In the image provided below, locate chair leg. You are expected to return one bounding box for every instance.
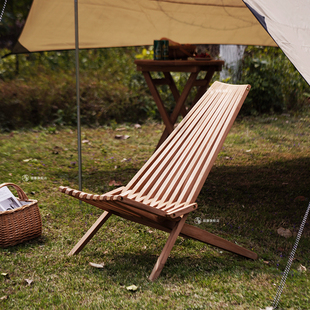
[110,212,257,260]
[149,214,188,281]
[180,223,258,260]
[68,211,112,256]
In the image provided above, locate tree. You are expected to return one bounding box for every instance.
[0,0,32,51]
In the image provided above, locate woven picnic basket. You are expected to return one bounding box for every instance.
[0,183,42,248]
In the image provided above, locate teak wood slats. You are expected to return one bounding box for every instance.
[59,82,257,281]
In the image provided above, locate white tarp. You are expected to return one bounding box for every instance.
[243,0,310,85]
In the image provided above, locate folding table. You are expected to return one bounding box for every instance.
[134,59,224,148]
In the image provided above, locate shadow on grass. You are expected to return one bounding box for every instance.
[200,156,310,221]
[82,244,263,284]
[52,156,310,274]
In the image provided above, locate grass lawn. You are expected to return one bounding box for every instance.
[1,113,310,309]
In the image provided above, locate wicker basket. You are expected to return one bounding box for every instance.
[0,183,42,248]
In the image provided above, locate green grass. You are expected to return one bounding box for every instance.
[1,114,310,309]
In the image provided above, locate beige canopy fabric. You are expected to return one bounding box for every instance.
[14,0,276,54]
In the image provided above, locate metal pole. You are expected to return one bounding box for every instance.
[74,0,82,192]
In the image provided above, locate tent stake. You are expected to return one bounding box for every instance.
[74,0,82,195]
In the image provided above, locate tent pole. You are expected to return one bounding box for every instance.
[74,0,82,192]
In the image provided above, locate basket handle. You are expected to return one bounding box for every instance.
[0,183,29,201]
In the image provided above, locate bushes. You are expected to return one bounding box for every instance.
[0,46,203,131]
[239,46,310,115]
[0,48,156,131]
[0,72,153,130]
[1,46,310,131]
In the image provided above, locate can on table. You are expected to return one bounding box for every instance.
[154,40,162,60]
[161,40,169,60]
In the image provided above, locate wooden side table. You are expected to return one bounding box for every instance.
[135,59,224,148]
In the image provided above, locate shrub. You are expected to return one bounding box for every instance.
[0,48,157,130]
[1,45,309,131]
[239,46,310,115]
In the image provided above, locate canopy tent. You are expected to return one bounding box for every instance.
[13,0,276,54]
[13,0,310,84]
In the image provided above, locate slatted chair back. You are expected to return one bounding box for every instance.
[61,82,256,281]
[122,82,250,206]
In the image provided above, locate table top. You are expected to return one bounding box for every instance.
[135,59,224,73]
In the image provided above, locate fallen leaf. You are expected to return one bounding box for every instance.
[115,127,127,131]
[89,262,105,269]
[277,227,292,238]
[82,139,89,144]
[1,273,9,279]
[108,180,122,187]
[134,124,141,129]
[114,135,130,140]
[263,261,270,265]
[0,295,8,300]
[25,279,33,286]
[23,158,33,162]
[126,285,138,291]
[246,149,251,152]
[297,264,307,272]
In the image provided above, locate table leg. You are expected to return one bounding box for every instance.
[191,68,216,108]
[163,72,187,117]
[141,68,217,149]
[142,71,174,133]
[156,71,199,148]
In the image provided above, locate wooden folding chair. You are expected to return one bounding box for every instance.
[59,81,257,281]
